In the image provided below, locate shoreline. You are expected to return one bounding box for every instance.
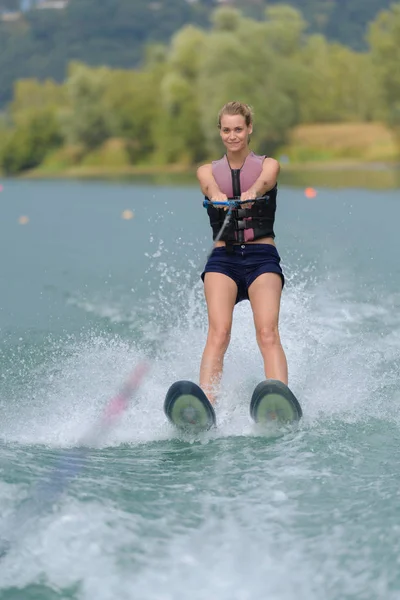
[18,163,197,180]
[14,158,399,181]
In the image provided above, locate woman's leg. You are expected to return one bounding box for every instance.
[248,273,288,384]
[200,272,238,404]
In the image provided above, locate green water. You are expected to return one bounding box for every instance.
[0,175,400,599]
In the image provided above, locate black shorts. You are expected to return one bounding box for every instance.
[201,243,284,304]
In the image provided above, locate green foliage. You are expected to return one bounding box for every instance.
[322,0,392,50]
[11,78,67,116]
[232,0,394,50]
[263,4,307,56]
[298,36,381,123]
[39,145,84,173]
[155,71,206,164]
[102,69,161,162]
[368,3,400,141]
[62,63,113,149]
[0,2,397,172]
[0,0,208,107]
[150,26,208,165]
[0,0,395,110]
[0,108,63,175]
[80,139,131,168]
[211,6,242,31]
[198,6,307,155]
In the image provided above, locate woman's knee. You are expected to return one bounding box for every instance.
[256,325,281,350]
[207,324,231,352]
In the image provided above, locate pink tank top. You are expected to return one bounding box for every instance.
[212,152,265,196]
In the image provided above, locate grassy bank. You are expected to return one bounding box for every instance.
[281,122,399,164]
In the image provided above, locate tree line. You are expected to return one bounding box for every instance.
[0,0,394,108]
[0,3,399,175]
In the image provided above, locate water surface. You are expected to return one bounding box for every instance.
[0,176,400,599]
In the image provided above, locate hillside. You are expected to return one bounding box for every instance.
[232,0,393,49]
[0,0,394,107]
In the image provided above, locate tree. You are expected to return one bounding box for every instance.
[62,62,113,149]
[198,7,305,155]
[263,4,307,56]
[102,69,160,162]
[11,78,66,116]
[154,26,208,164]
[0,108,63,174]
[0,0,396,109]
[368,3,400,145]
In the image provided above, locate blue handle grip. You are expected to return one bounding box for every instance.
[203,195,269,209]
[203,199,239,208]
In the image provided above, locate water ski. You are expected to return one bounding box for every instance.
[250,380,302,425]
[164,380,216,432]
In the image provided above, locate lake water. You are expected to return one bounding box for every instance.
[0,174,400,599]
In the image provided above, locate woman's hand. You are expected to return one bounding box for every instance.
[210,192,228,202]
[240,188,257,208]
[210,192,229,210]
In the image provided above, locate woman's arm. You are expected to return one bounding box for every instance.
[241,158,280,201]
[197,164,228,201]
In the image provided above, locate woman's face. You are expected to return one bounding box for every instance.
[219,114,252,153]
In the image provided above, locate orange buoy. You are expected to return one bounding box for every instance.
[18,215,29,225]
[122,209,134,220]
[304,187,317,198]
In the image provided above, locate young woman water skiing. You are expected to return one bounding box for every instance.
[197,101,287,404]
[164,101,302,430]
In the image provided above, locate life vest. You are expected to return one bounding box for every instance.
[206,152,277,243]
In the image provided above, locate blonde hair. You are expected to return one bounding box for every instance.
[218,101,253,128]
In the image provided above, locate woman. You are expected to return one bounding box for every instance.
[197,101,287,404]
